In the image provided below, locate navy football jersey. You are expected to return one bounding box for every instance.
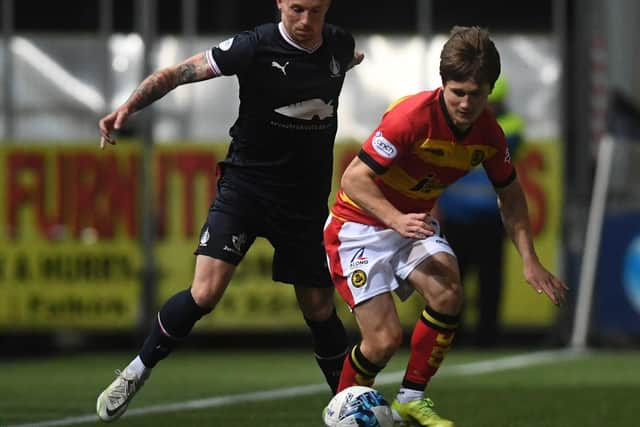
[207,22,355,212]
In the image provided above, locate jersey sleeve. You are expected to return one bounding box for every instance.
[359,96,421,174]
[207,30,257,76]
[335,27,356,71]
[482,121,517,188]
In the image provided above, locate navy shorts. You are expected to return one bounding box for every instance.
[194,178,332,288]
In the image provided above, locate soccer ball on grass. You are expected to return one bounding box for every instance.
[322,385,394,427]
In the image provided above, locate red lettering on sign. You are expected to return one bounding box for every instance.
[7,152,55,239]
[6,151,138,240]
[72,153,138,238]
[156,151,217,238]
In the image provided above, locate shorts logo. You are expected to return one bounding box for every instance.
[349,247,369,268]
[372,131,397,159]
[224,233,248,256]
[351,270,367,288]
[232,233,247,252]
[199,227,210,247]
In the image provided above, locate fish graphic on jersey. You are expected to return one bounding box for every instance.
[275,98,335,120]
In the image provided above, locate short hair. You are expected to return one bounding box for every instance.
[439,26,501,89]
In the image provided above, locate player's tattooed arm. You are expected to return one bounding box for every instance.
[124,52,214,114]
[99,52,215,148]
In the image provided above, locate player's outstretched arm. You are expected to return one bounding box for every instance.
[99,51,216,149]
[497,179,569,305]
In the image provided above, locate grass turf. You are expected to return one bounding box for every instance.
[1,349,639,426]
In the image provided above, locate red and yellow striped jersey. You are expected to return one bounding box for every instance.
[331,88,516,226]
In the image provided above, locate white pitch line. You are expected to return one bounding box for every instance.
[5,349,585,427]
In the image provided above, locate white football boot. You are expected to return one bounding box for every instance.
[96,367,149,422]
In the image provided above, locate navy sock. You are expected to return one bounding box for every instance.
[305,309,349,394]
[139,289,211,368]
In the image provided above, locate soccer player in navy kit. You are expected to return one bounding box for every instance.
[96,0,363,421]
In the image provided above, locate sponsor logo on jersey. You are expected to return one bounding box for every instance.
[329,56,341,77]
[199,227,210,247]
[271,60,290,76]
[349,247,369,268]
[409,173,440,193]
[218,37,234,51]
[351,270,367,288]
[274,98,334,120]
[423,147,445,156]
[371,131,398,159]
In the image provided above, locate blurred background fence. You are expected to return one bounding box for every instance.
[1,0,639,354]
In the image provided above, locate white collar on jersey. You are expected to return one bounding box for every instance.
[278,21,323,53]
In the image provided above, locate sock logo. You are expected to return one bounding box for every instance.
[427,332,455,368]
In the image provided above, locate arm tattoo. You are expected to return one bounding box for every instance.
[125,53,211,113]
[178,63,198,84]
[125,68,179,113]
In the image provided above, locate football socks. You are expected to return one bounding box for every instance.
[401,306,458,392]
[305,309,349,394]
[139,289,211,368]
[337,344,385,392]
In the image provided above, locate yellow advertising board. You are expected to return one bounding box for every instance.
[0,145,141,330]
[0,141,562,332]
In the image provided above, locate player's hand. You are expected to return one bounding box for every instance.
[523,261,569,305]
[99,108,129,149]
[391,212,435,240]
[347,51,365,70]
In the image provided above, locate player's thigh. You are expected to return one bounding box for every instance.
[406,251,463,314]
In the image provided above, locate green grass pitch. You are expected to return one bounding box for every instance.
[1,349,639,426]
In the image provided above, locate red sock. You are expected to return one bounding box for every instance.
[402,307,458,390]
[337,344,384,392]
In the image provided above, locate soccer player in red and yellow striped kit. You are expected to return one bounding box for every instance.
[323,26,568,427]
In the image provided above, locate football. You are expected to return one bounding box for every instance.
[322,385,394,427]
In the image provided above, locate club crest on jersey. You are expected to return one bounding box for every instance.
[329,56,341,77]
[199,227,210,247]
[351,270,367,288]
[470,150,485,166]
[372,131,397,159]
[218,37,234,51]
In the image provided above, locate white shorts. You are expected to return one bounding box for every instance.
[324,216,456,308]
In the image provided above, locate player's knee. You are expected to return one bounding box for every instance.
[296,287,336,322]
[301,299,335,322]
[368,325,403,363]
[190,278,225,309]
[431,281,464,314]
